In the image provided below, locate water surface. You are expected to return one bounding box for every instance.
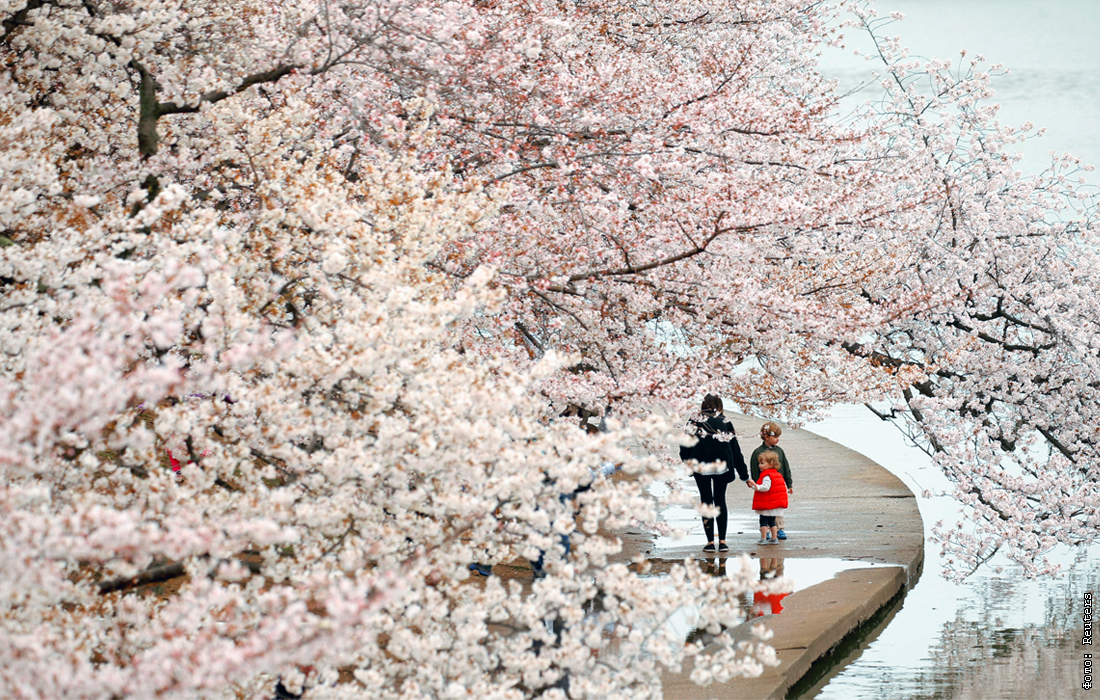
[805,407,1097,700]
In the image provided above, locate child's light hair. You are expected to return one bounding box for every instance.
[760,421,783,438]
[758,450,781,469]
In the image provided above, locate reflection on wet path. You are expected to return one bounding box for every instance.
[646,556,886,647]
[648,556,886,594]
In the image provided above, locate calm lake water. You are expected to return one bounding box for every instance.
[805,407,1096,700]
[801,3,1100,697]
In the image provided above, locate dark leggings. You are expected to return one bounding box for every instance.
[692,472,729,541]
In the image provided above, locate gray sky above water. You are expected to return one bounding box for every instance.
[818,0,1100,176]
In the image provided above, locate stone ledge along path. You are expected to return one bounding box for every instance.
[654,413,925,700]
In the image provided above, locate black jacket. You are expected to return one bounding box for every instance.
[679,415,748,481]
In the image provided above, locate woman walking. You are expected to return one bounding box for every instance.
[679,394,748,552]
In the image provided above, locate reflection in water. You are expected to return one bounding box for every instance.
[685,557,790,648]
[920,624,1078,700]
[679,556,883,649]
[807,404,1100,699]
[752,558,789,617]
[685,556,794,648]
[913,560,1097,700]
[810,556,1098,700]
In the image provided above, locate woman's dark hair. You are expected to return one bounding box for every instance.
[700,394,723,415]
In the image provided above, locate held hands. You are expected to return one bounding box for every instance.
[747,479,757,489]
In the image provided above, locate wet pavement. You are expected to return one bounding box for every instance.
[650,413,925,700]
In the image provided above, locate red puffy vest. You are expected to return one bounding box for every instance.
[752,467,788,511]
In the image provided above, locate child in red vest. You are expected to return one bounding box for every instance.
[748,450,788,545]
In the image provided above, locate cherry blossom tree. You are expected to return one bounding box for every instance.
[420,0,1100,582]
[830,9,1100,580]
[2,0,1097,697]
[0,77,768,698]
[0,0,803,696]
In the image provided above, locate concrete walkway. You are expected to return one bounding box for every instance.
[655,414,925,700]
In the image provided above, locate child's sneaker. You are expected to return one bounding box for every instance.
[765,538,779,545]
[756,538,769,545]
[777,529,787,540]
